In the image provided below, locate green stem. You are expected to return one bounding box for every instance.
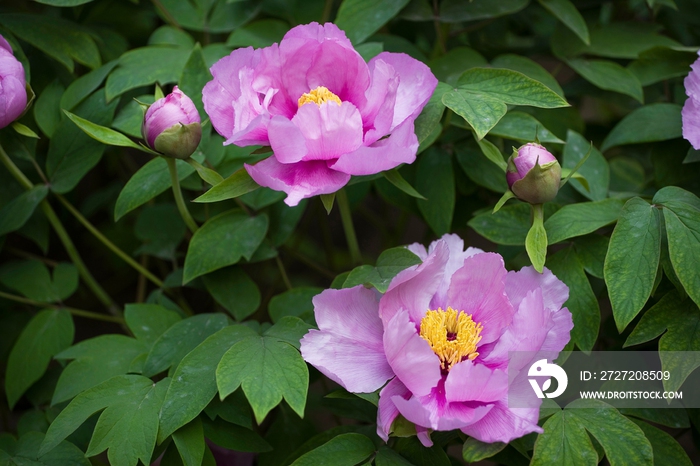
[0,290,125,324]
[0,143,119,315]
[276,255,292,290]
[55,194,165,288]
[336,189,361,265]
[165,157,199,234]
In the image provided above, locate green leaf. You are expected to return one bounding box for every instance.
[290,433,375,466]
[0,186,48,236]
[545,198,625,244]
[61,60,118,111]
[114,157,196,221]
[185,158,224,186]
[183,210,268,283]
[414,82,450,143]
[268,287,324,325]
[320,193,335,214]
[226,19,289,48]
[374,446,415,466]
[573,234,609,279]
[263,316,313,351]
[442,89,506,140]
[159,325,256,441]
[601,104,682,152]
[105,46,190,101]
[11,122,39,139]
[343,247,422,293]
[562,131,609,201]
[469,203,531,245]
[0,260,78,303]
[628,47,700,86]
[416,148,455,236]
[631,419,693,466]
[475,136,508,172]
[179,44,211,119]
[531,408,598,466]
[653,187,700,308]
[489,111,565,144]
[455,141,508,193]
[547,247,600,351]
[7,432,90,466]
[604,197,661,332]
[202,267,261,321]
[567,58,643,103]
[383,169,426,200]
[124,304,181,347]
[491,54,565,98]
[47,90,119,193]
[538,0,589,44]
[134,204,186,260]
[143,313,229,377]
[194,168,260,203]
[41,375,168,466]
[52,335,148,404]
[154,0,259,34]
[34,79,65,138]
[0,14,100,72]
[216,330,309,423]
[428,48,487,86]
[335,0,411,44]
[462,438,506,463]
[5,310,73,409]
[492,190,516,213]
[526,204,547,273]
[63,110,147,152]
[202,416,272,453]
[624,290,683,347]
[172,418,205,466]
[439,0,529,23]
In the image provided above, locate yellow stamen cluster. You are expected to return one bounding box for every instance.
[298,86,342,108]
[419,307,483,371]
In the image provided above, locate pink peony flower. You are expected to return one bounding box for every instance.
[300,234,573,445]
[142,86,201,159]
[0,34,27,129]
[202,22,438,206]
[682,52,700,150]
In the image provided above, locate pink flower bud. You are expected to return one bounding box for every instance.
[142,86,201,159]
[506,143,561,204]
[0,34,28,129]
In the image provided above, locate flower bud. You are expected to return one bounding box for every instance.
[142,86,201,159]
[506,143,561,204]
[0,34,28,129]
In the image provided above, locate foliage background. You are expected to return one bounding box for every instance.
[0,0,700,465]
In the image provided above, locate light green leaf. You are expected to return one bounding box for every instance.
[492,190,516,213]
[604,197,661,332]
[142,313,229,377]
[547,247,600,351]
[290,433,375,466]
[475,136,508,171]
[383,169,426,200]
[183,210,268,283]
[124,304,181,347]
[601,104,682,152]
[538,0,589,44]
[41,375,168,466]
[11,122,39,139]
[63,110,146,152]
[320,193,335,214]
[194,168,260,203]
[5,310,73,409]
[457,68,569,108]
[653,187,700,308]
[442,89,506,140]
[185,158,224,186]
[0,186,48,236]
[489,111,565,144]
[567,58,643,103]
[491,54,565,97]
[202,267,261,321]
[343,247,421,293]
[439,0,529,23]
[545,198,624,244]
[416,148,455,236]
[0,260,78,303]
[216,329,309,423]
[526,204,547,272]
[114,157,196,221]
[268,287,323,325]
[263,316,313,351]
[226,19,288,48]
[335,0,411,44]
[158,325,256,441]
[563,131,608,201]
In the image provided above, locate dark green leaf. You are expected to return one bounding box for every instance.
[469,203,531,245]
[457,68,569,108]
[573,234,608,279]
[628,47,699,86]
[0,260,78,303]
[335,0,411,44]
[172,418,205,466]
[604,198,661,332]
[5,310,73,409]
[562,131,608,201]
[194,168,260,203]
[601,104,682,152]
[538,0,589,44]
[34,80,65,138]
[428,48,487,86]
[440,0,529,23]
[416,148,455,236]
[179,44,211,119]
[226,19,289,48]
[532,409,597,466]
[631,419,693,466]
[414,82,450,143]
[202,416,272,452]
[383,169,425,200]
[490,111,565,144]
[290,433,374,466]
[0,186,48,236]
[443,89,506,140]
[155,0,260,34]
[567,58,643,103]
[203,267,261,321]
[455,142,508,193]
[545,198,624,244]
[61,60,118,111]
[124,304,181,347]
[8,432,89,466]
[268,287,323,325]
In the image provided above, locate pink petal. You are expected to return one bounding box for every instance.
[282,22,355,51]
[245,157,350,207]
[202,79,236,140]
[377,377,411,441]
[383,309,441,397]
[328,118,419,176]
[0,74,26,129]
[379,240,449,325]
[0,35,12,54]
[682,97,700,150]
[460,401,543,444]
[392,392,492,431]
[445,253,515,345]
[361,59,399,145]
[427,234,484,309]
[369,52,438,130]
[306,40,370,108]
[684,56,700,100]
[505,266,569,315]
[445,361,509,403]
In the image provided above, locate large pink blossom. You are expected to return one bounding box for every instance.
[202,22,437,206]
[682,52,700,150]
[0,34,27,129]
[300,234,573,445]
